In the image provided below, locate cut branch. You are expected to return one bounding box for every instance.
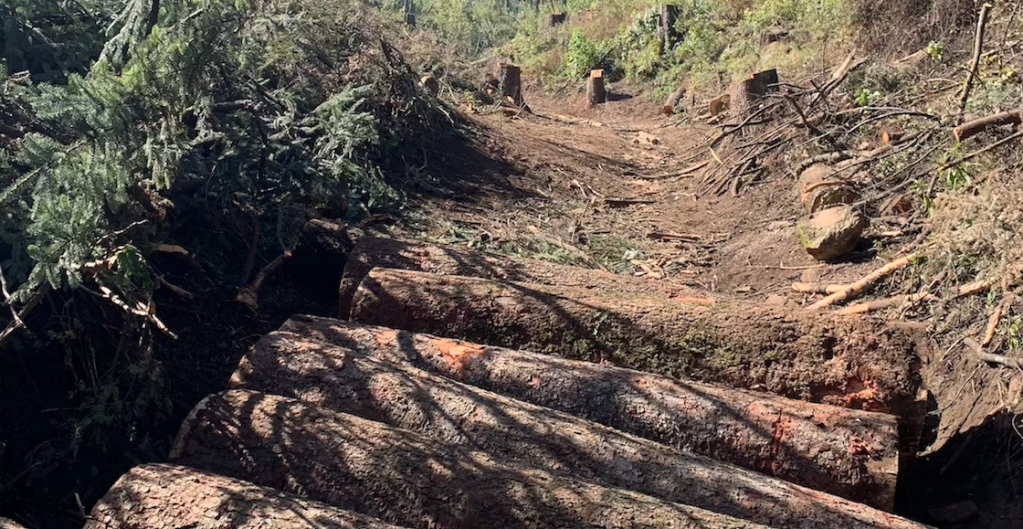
[964,337,1023,370]
[953,109,1023,141]
[808,255,915,311]
[957,3,995,122]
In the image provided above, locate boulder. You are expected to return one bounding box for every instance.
[799,205,867,261]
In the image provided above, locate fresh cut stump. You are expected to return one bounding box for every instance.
[231,331,928,529]
[170,390,774,529]
[281,316,902,510]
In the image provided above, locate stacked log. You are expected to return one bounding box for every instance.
[280,316,904,510]
[230,330,927,528]
[337,235,704,317]
[171,390,775,529]
[347,268,920,412]
[85,464,408,529]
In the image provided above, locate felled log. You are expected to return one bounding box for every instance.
[233,331,926,528]
[337,235,704,317]
[586,69,606,108]
[662,83,687,115]
[172,390,774,529]
[85,464,407,529]
[281,317,904,510]
[953,109,1022,141]
[348,268,920,412]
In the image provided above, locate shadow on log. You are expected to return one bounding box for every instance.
[280,316,904,510]
[85,464,408,529]
[171,390,776,529]
[348,268,921,413]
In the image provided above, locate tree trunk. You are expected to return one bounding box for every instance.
[171,390,774,529]
[348,268,921,413]
[281,316,904,510]
[85,464,407,529]
[337,235,704,318]
[586,69,606,108]
[498,62,524,107]
[658,4,681,57]
[232,330,924,527]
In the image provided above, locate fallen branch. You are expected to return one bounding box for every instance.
[957,3,995,122]
[982,299,1006,346]
[157,276,194,301]
[808,255,916,311]
[834,293,935,316]
[0,284,51,349]
[957,279,995,297]
[926,130,1023,196]
[792,282,846,294]
[964,337,1022,370]
[635,160,709,180]
[953,109,1023,141]
[646,231,701,242]
[237,248,294,314]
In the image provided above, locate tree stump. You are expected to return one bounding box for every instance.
[498,62,524,107]
[543,12,567,29]
[586,69,606,108]
[728,69,779,125]
[172,390,778,529]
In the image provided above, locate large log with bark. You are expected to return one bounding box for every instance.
[337,235,706,318]
[280,316,904,510]
[171,390,774,529]
[232,331,926,528]
[348,268,921,412]
[85,464,408,529]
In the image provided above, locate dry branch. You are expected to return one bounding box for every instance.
[982,299,1006,346]
[954,109,1023,141]
[926,130,1023,195]
[958,3,995,122]
[964,337,1023,370]
[793,282,847,294]
[835,293,935,316]
[808,255,915,311]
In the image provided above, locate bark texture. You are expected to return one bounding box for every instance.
[281,316,903,510]
[84,464,407,529]
[0,519,27,529]
[231,331,928,529]
[171,390,773,529]
[337,235,705,318]
[348,268,921,412]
